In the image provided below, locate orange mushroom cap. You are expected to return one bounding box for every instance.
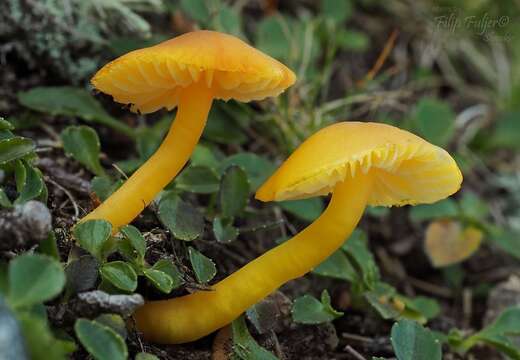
[91,30,296,113]
[256,121,463,206]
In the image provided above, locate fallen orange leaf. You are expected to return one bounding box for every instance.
[424,220,483,267]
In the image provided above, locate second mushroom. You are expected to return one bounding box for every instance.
[133,121,463,344]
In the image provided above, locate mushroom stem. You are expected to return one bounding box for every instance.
[81,85,214,230]
[133,172,374,344]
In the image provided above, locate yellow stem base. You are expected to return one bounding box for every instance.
[81,85,213,231]
[134,172,373,344]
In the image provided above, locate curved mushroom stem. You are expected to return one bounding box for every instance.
[81,84,214,230]
[134,172,374,344]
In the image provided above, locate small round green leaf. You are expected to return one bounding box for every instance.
[280,198,324,222]
[91,176,123,201]
[74,318,127,360]
[136,353,160,360]
[143,269,173,294]
[151,259,184,289]
[73,219,112,260]
[8,254,65,308]
[14,164,44,205]
[0,137,35,164]
[213,217,239,243]
[409,199,459,222]
[158,192,204,241]
[219,153,275,190]
[411,98,455,147]
[99,261,137,292]
[391,320,442,360]
[175,166,220,194]
[120,225,146,260]
[188,247,216,284]
[219,165,249,218]
[0,117,14,131]
[321,0,353,23]
[292,290,343,325]
[61,126,105,176]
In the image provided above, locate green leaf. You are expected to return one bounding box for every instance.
[219,165,249,218]
[489,111,520,149]
[91,176,123,201]
[488,228,520,260]
[336,29,370,51]
[213,216,239,243]
[459,191,489,222]
[158,192,204,241]
[188,247,216,284]
[292,290,343,324]
[365,283,402,319]
[74,318,127,360]
[321,0,352,23]
[8,254,65,308]
[14,160,26,192]
[109,35,167,57]
[409,199,459,222]
[0,188,12,208]
[73,220,112,260]
[0,137,35,164]
[95,314,127,340]
[231,315,278,360]
[402,296,441,322]
[214,5,242,36]
[313,250,357,281]
[175,166,220,194]
[191,143,220,169]
[136,353,160,360]
[18,312,76,360]
[0,117,14,131]
[180,0,210,23]
[256,15,291,61]
[280,198,324,222]
[343,229,380,287]
[151,259,184,289]
[120,225,146,260]
[14,163,44,204]
[17,87,135,137]
[143,268,174,294]
[219,153,275,190]
[411,98,455,147]
[61,126,105,176]
[204,105,247,145]
[462,306,520,358]
[99,261,137,292]
[135,117,169,161]
[391,320,442,360]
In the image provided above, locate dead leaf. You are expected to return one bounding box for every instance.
[424,220,483,267]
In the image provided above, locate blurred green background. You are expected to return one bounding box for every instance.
[1,0,520,359]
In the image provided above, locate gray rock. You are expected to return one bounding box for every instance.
[0,297,28,360]
[0,201,52,251]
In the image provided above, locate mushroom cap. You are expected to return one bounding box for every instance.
[256,122,462,206]
[91,30,296,114]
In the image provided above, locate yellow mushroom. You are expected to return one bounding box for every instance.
[133,121,463,344]
[82,30,296,230]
